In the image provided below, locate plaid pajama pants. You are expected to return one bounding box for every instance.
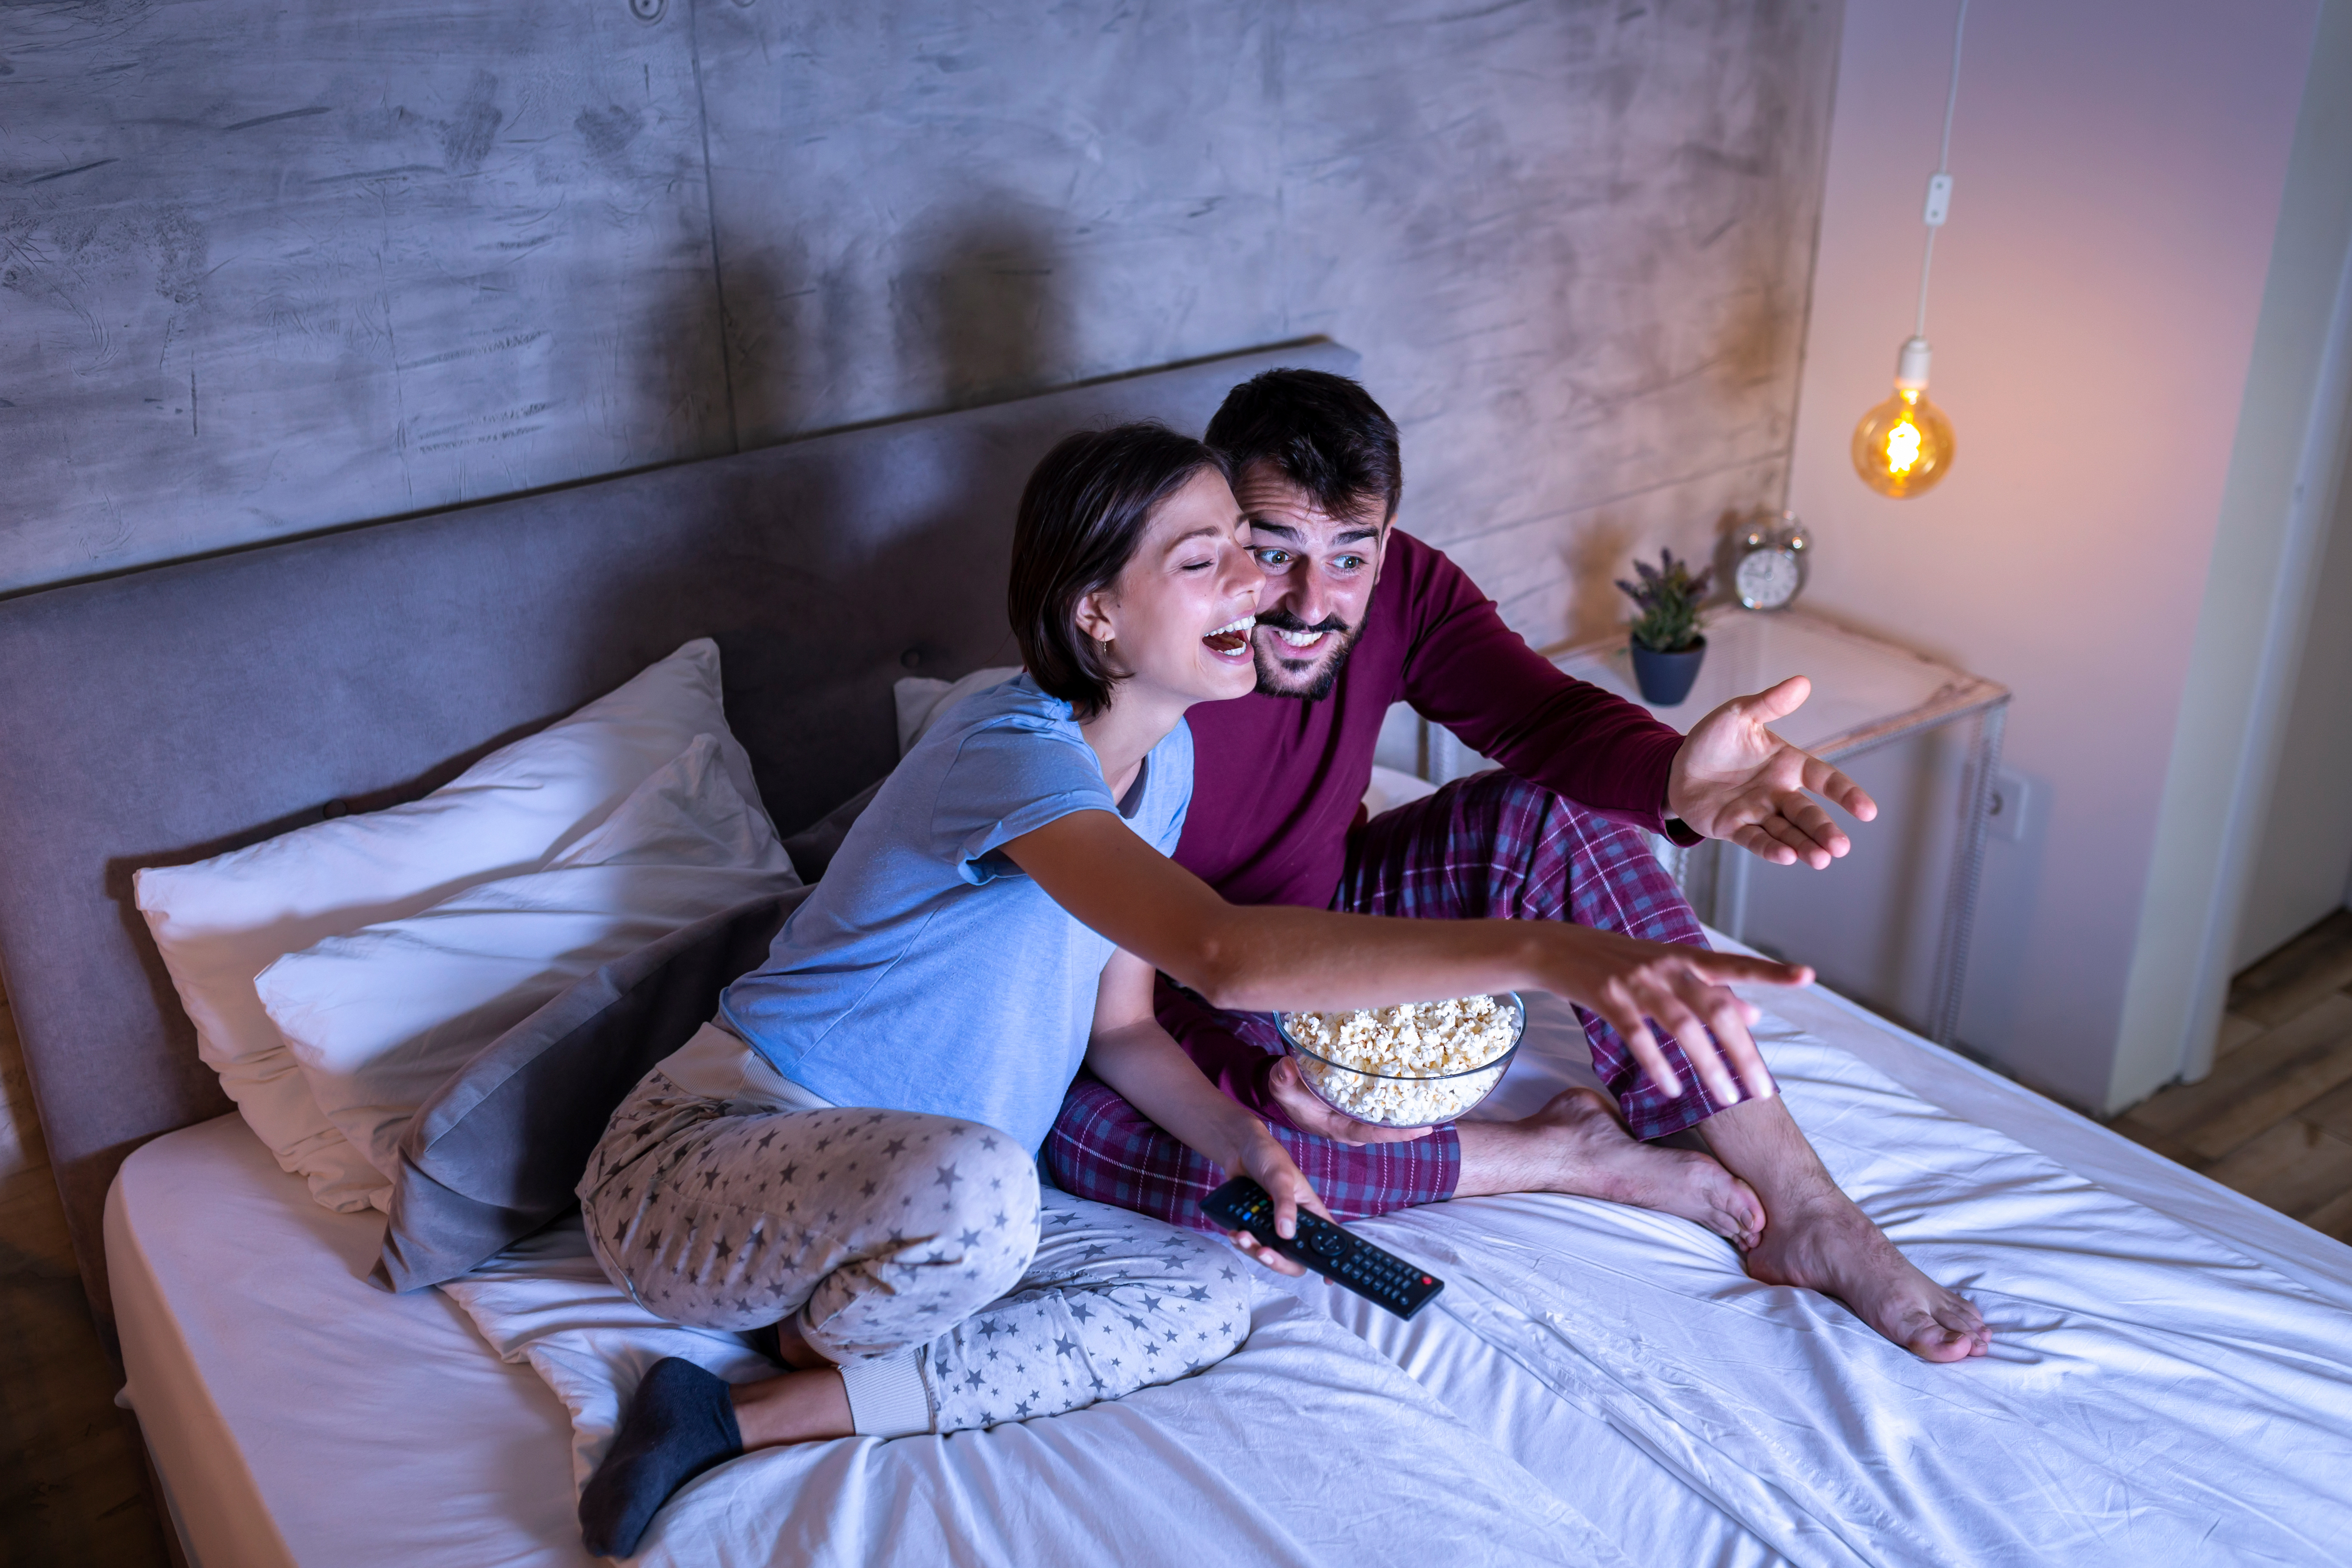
[1044,769,1762,1231]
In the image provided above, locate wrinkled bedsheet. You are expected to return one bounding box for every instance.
[444,995,2352,1567]
[448,1201,1635,1568]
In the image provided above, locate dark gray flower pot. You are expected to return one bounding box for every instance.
[1630,636,1706,706]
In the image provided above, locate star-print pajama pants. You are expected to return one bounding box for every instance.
[1047,768,1770,1231]
[579,1023,1252,1438]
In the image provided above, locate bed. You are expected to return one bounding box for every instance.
[7,343,2352,1567]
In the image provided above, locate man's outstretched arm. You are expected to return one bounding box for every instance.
[1394,537,1874,867]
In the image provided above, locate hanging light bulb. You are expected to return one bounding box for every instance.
[1853,336,1955,497]
[1853,0,1968,501]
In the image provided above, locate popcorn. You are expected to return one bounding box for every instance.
[1281,995,1520,1127]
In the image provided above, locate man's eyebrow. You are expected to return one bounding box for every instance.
[1246,518,1302,540]
[1333,526,1381,545]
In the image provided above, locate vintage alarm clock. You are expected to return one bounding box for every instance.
[1734,511,1809,611]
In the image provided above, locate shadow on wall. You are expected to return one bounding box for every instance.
[897,202,1077,414]
[1564,512,1641,645]
[588,214,1076,829]
[724,200,1078,447]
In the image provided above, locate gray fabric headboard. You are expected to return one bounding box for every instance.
[0,338,1360,1326]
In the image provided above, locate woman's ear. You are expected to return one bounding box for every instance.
[1073,589,1117,647]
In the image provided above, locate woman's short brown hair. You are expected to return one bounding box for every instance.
[1008,423,1231,719]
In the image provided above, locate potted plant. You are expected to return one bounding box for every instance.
[1615,548,1711,706]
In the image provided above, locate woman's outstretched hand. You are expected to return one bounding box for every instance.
[1223,1135,1335,1277]
[1540,927,1811,1106]
[1667,675,1878,869]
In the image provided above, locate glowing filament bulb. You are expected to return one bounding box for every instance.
[1884,416,1922,475]
[1852,338,1955,499]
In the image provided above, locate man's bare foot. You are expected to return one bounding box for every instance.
[1740,1188,1989,1362]
[1699,1095,1989,1363]
[1458,1089,1766,1248]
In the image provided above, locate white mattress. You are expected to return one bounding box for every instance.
[107,937,2352,1566]
[106,1114,594,1568]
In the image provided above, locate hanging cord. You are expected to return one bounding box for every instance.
[1914,0,1971,339]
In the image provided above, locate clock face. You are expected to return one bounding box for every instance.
[1736,547,1802,610]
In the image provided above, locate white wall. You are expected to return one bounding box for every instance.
[2113,0,2352,1100]
[2234,398,2352,970]
[1783,0,2318,1111]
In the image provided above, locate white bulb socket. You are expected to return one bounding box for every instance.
[1894,335,1932,392]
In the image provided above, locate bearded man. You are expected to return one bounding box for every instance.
[1044,368,1988,1363]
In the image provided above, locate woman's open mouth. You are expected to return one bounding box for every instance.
[1202,616,1255,658]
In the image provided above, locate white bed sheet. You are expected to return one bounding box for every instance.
[1328,989,2352,1566]
[107,933,2352,1567]
[445,1201,1631,1568]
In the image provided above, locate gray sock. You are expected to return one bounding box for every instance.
[579,1357,743,1558]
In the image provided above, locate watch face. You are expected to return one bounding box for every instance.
[1735,547,1802,610]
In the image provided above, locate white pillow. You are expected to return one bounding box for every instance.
[893,666,1023,755]
[134,639,771,1212]
[1364,764,1440,818]
[257,735,797,1206]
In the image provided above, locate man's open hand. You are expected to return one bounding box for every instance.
[1264,1055,1436,1148]
[1666,675,1877,869]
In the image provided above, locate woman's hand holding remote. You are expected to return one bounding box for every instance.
[1081,948,1335,1277]
[1220,1131,1333,1277]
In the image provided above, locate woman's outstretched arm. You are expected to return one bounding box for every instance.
[1003,810,1809,1106]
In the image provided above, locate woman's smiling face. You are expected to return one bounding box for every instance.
[1076,466,1265,710]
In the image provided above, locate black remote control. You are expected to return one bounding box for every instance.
[1201,1176,1446,1321]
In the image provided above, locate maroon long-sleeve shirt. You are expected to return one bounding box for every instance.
[1173,529,1692,910]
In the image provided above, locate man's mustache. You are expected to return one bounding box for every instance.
[1254,609,1351,637]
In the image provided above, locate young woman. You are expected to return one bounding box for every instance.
[575,423,1804,1558]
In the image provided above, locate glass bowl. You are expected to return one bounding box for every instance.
[1273,993,1526,1130]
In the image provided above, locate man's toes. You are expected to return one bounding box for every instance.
[1907,1321,1980,1363]
[1900,1296,1991,1363]
[1730,1180,1765,1235]
[1935,1293,1986,1336]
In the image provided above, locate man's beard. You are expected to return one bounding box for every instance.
[1251,609,1362,701]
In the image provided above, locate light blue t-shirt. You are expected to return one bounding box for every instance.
[720,675,1191,1154]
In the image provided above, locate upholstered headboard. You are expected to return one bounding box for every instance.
[0,339,1360,1326]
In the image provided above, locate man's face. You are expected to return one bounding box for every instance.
[1234,460,1390,700]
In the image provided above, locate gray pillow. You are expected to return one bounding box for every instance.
[373,887,810,1292]
[779,776,882,883]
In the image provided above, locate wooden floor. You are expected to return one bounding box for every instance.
[2112,908,2352,1244]
[0,980,170,1566]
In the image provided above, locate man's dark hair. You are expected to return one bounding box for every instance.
[1009,423,1231,720]
[1203,368,1403,523]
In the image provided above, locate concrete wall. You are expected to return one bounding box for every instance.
[3,0,1841,650]
[1782,0,2321,1112]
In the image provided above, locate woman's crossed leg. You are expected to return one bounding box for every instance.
[574,1063,1247,1556]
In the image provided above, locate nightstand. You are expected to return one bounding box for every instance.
[1546,608,2010,1046]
